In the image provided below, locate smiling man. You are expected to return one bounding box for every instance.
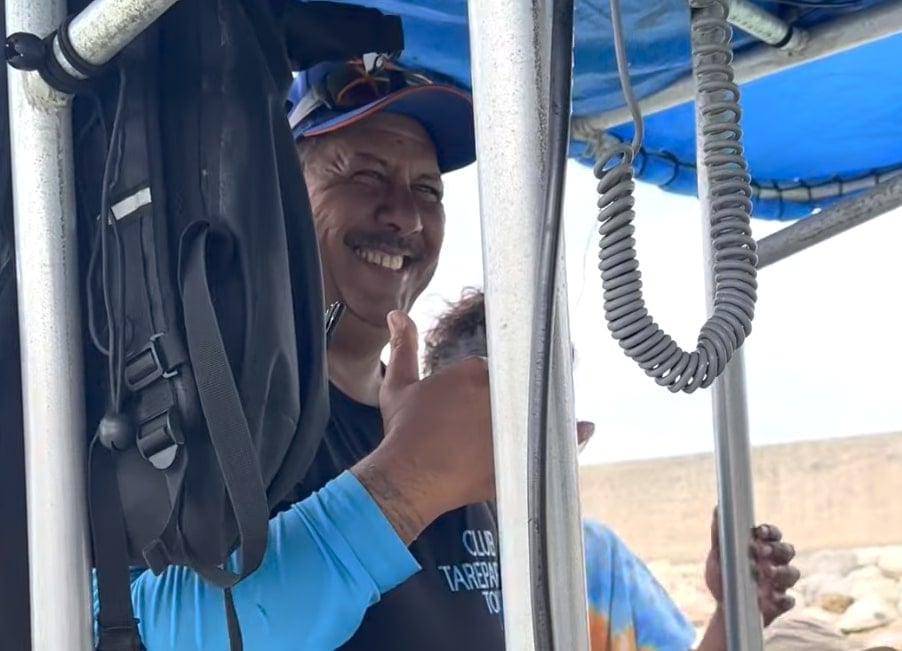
[280,57,506,650]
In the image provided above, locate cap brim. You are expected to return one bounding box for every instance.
[295,85,475,174]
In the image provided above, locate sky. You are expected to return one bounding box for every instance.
[405,159,902,465]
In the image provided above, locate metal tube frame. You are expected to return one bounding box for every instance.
[757,173,902,269]
[724,0,807,51]
[693,17,763,648]
[572,0,902,134]
[706,351,762,651]
[7,0,92,647]
[6,0,181,649]
[467,0,589,649]
[66,0,179,67]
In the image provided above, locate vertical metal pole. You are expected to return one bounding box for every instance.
[6,2,93,650]
[705,350,763,651]
[546,252,591,651]
[468,1,589,649]
[696,59,765,651]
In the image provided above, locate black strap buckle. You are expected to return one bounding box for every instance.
[136,410,184,470]
[125,332,187,393]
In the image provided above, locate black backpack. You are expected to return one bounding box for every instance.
[0,1,403,649]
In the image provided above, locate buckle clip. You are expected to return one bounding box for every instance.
[136,411,184,470]
[125,333,186,392]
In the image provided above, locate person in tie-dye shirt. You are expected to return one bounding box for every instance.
[579,506,799,651]
[422,287,801,651]
[581,516,696,650]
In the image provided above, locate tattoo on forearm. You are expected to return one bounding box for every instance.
[352,460,426,545]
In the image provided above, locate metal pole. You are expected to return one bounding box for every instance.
[724,0,807,51]
[572,0,902,134]
[707,352,763,651]
[752,169,902,204]
[6,1,93,649]
[467,1,589,649]
[757,173,902,269]
[546,240,591,651]
[695,15,764,648]
[63,0,180,70]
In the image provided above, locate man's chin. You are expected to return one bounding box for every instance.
[339,298,400,333]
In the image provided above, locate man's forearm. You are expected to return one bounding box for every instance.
[351,451,435,545]
[695,607,726,651]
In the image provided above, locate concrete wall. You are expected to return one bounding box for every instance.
[578,431,902,563]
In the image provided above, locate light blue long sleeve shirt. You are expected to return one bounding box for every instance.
[95,470,421,651]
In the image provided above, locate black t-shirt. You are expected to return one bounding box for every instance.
[293,384,506,651]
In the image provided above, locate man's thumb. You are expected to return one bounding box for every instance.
[383,310,420,393]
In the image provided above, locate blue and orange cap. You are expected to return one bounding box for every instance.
[286,55,476,173]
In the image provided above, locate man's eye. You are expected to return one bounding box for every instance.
[415,185,442,201]
[353,170,385,183]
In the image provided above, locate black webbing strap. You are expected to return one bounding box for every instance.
[90,441,146,651]
[179,223,270,649]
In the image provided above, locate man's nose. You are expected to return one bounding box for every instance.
[376,187,423,235]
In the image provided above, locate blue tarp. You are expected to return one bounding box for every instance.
[323,0,902,220]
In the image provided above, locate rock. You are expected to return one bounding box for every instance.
[849,565,886,582]
[850,575,900,604]
[879,546,902,579]
[796,574,837,604]
[793,574,820,601]
[837,594,898,633]
[797,550,861,579]
[823,576,856,597]
[858,547,886,567]
[798,574,855,605]
[799,606,841,623]
[865,628,902,650]
[764,612,851,651]
[818,593,854,613]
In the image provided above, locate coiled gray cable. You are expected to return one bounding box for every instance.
[596,0,758,394]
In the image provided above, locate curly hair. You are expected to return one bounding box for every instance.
[422,287,488,375]
[422,287,577,376]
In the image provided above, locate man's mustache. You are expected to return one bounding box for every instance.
[346,232,425,260]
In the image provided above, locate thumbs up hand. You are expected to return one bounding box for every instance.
[353,310,496,544]
[378,310,425,426]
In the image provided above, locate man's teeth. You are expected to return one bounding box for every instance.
[354,247,405,271]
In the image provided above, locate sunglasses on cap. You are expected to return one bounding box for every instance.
[288,55,437,132]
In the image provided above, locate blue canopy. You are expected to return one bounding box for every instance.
[321,0,902,220]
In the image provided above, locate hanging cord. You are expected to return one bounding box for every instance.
[86,63,130,418]
[527,0,575,646]
[595,0,758,394]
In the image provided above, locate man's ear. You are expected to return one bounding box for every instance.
[576,421,595,447]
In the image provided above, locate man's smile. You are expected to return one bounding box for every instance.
[352,245,410,272]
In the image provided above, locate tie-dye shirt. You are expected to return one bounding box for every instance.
[583,519,697,651]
